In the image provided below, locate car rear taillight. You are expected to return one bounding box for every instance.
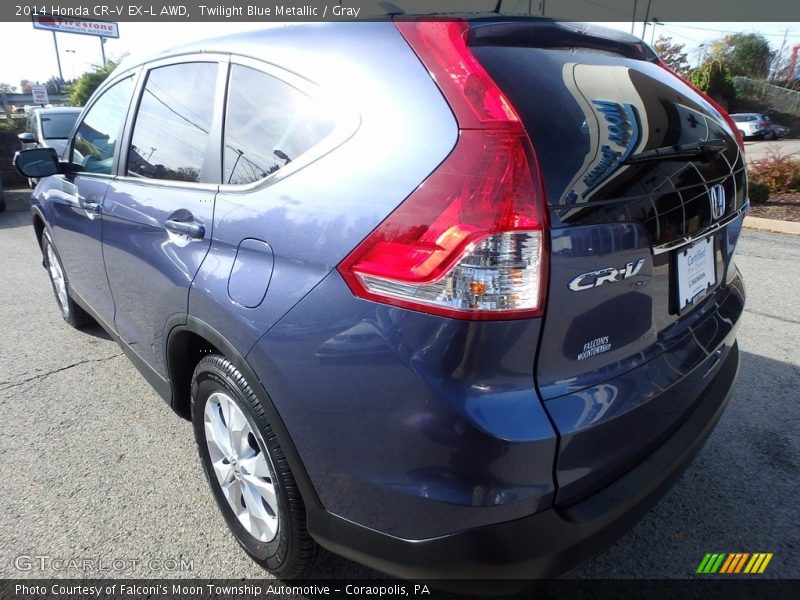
[337,20,547,320]
[656,59,745,150]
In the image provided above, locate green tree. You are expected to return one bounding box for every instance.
[653,36,691,76]
[708,32,774,79]
[689,59,736,104]
[45,76,64,94]
[0,82,15,93]
[66,61,118,107]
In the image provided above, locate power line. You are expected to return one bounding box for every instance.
[670,23,800,37]
[579,0,632,19]
[660,25,712,44]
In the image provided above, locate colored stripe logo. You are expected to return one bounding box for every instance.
[697,552,773,574]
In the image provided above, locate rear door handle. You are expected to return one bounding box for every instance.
[165,218,205,239]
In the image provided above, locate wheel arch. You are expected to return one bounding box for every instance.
[165,316,324,514]
[31,207,47,251]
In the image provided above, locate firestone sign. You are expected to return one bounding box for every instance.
[32,16,119,38]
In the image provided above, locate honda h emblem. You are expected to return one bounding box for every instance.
[709,184,726,220]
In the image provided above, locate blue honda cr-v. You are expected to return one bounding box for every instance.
[15,17,746,586]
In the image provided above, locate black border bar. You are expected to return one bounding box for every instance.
[3,579,800,600]
[3,0,800,22]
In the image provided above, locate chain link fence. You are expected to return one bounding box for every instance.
[734,77,800,116]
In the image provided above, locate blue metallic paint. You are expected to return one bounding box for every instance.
[545,270,744,505]
[227,239,274,309]
[188,23,458,359]
[103,181,216,376]
[38,175,116,325]
[22,19,748,578]
[246,270,556,539]
[536,216,745,503]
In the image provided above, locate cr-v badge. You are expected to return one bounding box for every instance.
[569,259,645,291]
[709,184,726,220]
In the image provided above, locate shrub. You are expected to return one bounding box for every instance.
[66,60,118,107]
[689,60,736,104]
[0,117,26,133]
[748,149,800,193]
[748,181,770,203]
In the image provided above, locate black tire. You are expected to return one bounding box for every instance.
[191,354,318,577]
[764,130,776,141]
[42,232,94,329]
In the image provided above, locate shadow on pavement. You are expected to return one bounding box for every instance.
[0,208,31,230]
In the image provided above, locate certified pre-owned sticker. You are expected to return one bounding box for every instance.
[577,336,612,360]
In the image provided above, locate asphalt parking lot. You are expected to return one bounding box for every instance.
[0,207,798,581]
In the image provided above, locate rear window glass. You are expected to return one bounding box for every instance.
[732,115,756,122]
[223,65,335,185]
[127,62,218,183]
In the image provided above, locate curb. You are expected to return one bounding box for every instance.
[743,216,800,236]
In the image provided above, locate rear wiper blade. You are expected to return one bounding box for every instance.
[625,139,728,164]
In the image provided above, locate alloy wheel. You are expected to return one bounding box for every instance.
[203,391,279,542]
[46,242,69,316]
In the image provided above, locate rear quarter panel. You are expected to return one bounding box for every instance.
[188,23,459,356]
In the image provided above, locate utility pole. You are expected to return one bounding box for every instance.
[65,49,76,81]
[650,19,664,45]
[697,44,706,68]
[772,28,790,81]
[641,0,652,39]
[100,37,107,67]
[52,31,64,86]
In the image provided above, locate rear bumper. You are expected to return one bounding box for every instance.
[309,341,739,589]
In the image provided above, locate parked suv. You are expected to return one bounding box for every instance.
[731,112,786,140]
[15,19,746,585]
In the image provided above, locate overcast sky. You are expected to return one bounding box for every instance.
[1,19,798,90]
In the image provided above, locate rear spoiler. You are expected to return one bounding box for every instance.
[467,19,658,62]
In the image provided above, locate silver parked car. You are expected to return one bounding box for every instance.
[18,106,82,187]
[731,112,787,140]
[18,106,82,156]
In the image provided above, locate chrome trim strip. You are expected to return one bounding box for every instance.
[651,204,748,255]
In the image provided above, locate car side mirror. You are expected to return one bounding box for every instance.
[14,147,60,178]
[18,132,35,144]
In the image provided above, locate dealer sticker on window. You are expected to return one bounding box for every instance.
[677,236,716,310]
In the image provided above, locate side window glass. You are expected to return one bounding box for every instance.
[72,77,134,175]
[223,64,335,185]
[127,62,218,183]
